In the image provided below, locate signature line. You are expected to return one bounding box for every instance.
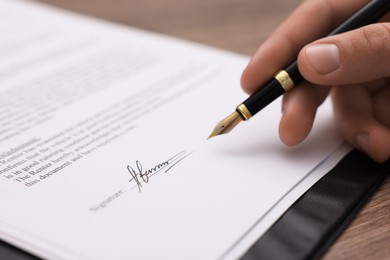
[165,152,193,172]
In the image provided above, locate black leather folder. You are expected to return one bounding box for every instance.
[241,150,390,260]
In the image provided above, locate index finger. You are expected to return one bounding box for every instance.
[241,0,369,94]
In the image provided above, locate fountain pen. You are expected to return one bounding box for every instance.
[208,0,390,139]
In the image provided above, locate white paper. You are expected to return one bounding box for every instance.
[0,0,350,259]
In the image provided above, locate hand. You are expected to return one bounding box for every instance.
[241,0,390,162]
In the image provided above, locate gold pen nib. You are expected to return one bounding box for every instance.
[208,111,243,139]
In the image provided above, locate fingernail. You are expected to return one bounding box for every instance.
[305,44,340,75]
[356,133,369,152]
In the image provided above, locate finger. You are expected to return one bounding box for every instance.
[298,23,390,85]
[279,82,330,146]
[332,85,390,162]
[241,0,368,94]
[372,86,390,129]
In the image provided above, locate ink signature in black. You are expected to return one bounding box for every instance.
[126,150,192,192]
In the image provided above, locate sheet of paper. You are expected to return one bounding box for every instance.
[0,0,351,259]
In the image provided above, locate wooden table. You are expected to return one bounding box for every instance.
[33,1,390,259]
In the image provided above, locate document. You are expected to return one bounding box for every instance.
[0,0,350,259]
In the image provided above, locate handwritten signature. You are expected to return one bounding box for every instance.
[126,150,192,192]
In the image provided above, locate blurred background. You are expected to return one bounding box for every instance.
[33,0,300,55]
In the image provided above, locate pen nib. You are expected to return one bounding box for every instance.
[208,111,242,139]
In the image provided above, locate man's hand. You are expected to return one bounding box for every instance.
[241,0,390,162]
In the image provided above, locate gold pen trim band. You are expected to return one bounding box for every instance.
[236,104,252,120]
[274,70,294,92]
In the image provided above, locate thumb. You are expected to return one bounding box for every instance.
[297,23,390,85]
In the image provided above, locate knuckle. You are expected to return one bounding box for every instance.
[359,24,390,59]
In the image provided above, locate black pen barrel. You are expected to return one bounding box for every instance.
[329,0,390,36]
[241,78,284,116]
